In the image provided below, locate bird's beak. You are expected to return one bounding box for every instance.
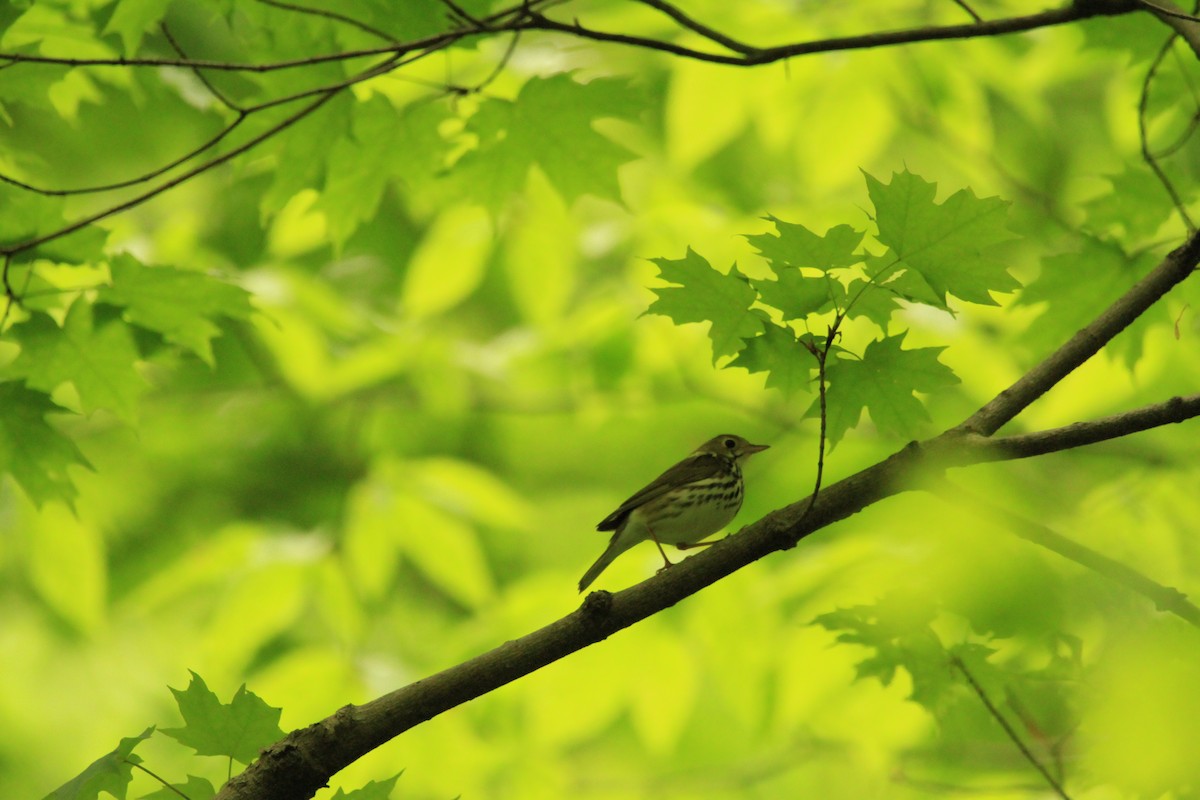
[744,442,769,455]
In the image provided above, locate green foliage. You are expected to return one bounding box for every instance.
[4,300,144,422]
[96,254,252,364]
[650,170,997,443]
[42,728,153,800]
[819,334,959,444]
[0,382,89,507]
[2,2,1199,800]
[162,672,285,764]
[139,776,216,800]
[646,248,763,361]
[865,169,1019,307]
[451,74,642,211]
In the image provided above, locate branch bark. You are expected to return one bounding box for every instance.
[215,230,1200,800]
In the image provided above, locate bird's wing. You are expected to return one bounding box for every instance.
[596,454,721,531]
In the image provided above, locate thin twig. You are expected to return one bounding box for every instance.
[1139,33,1197,231]
[256,0,397,42]
[161,23,243,110]
[127,761,192,800]
[931,476,1200,629]
[957,393,1200,462]
[0,1,1138,73]
[519,2,1137,66]
[950,657,1072,800]
[949,0,984,23]
[0,115,246,195]
[1136,0,1200,21]
[956,232,1200,436]
[632,0,759,54]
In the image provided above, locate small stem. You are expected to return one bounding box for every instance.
[950,657,1072,800]
[127,760,192,800]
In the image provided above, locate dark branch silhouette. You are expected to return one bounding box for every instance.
[214,230,1200,800]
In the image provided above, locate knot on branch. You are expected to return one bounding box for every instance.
[580,589,613,619]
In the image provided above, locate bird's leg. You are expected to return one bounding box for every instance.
[647,525,674,571]
[675,539,717,551]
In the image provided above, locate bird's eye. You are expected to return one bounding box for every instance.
[724,438,737,449]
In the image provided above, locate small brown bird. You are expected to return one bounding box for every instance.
[578,434,769,592]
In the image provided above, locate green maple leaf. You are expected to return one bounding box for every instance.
[5,300,145,423]
[1082,167,1175,241]
[329,775,403,800]
[730,323,815,397]
[817,333,959,445]
[1015,236,1160,368]
[746,217,864,272]
[0,184,107,265]
[319,97,406,248]
[451,74,640,210]
[0,382,90,508]
[866,169,1019,306]
[161,672,284,764]
[139,776,215,800]
[96,254,252,364]
[812,599,964,710]
[751,269,834,322]
[41,727,153,800]
[103,0,171,55]
[646,248,763,361]
[836,277,900,330]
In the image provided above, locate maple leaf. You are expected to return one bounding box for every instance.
[161,672,284,765]
[866,169,1019,306]
[729,322,815,397]
[816,333,960,445]
[746,217,864,272]
[97,254,252,364]
[5,300,145,423]
[646,248,763,361]
[42,727,153,800]
[0,382,90,508]
[450,74,641,210]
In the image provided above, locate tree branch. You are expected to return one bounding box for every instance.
[933,479,1200,628]
[215,228,1200,800]
[519,2,1139,66]
[954,233,1200,436]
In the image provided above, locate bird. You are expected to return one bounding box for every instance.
[578,434,769,592]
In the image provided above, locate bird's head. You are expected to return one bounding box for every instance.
[697,434,770,462]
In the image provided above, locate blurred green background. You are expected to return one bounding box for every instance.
[2,1,1200,798]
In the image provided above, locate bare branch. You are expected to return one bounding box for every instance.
[1139,33,1197,231]
[0,2,1139,73]
[959,393,1200,461]
[950,656,1072,800]
[256,0,398,43]
[956,234,1200,436]
[631,0,759,54]
[213,230,1200,800]
[519,2,1138,67]
[933,479,1200,629]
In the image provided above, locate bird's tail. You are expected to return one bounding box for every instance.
[578,528,636,593]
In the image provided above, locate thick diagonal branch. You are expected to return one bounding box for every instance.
[214,229,1200,800]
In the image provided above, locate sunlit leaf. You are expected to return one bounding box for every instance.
[0,381,89,508]
[729,322,814,397]
[41,727,153,800]
[816,333,959,445]
[646,248,763,361]
[866,169,1019,306]
[161,672,284,764]
[96,254,253,364]
[451,74,641,210]
[4,300,145,422]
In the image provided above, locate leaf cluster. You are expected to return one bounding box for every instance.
[648,169,1019,444]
